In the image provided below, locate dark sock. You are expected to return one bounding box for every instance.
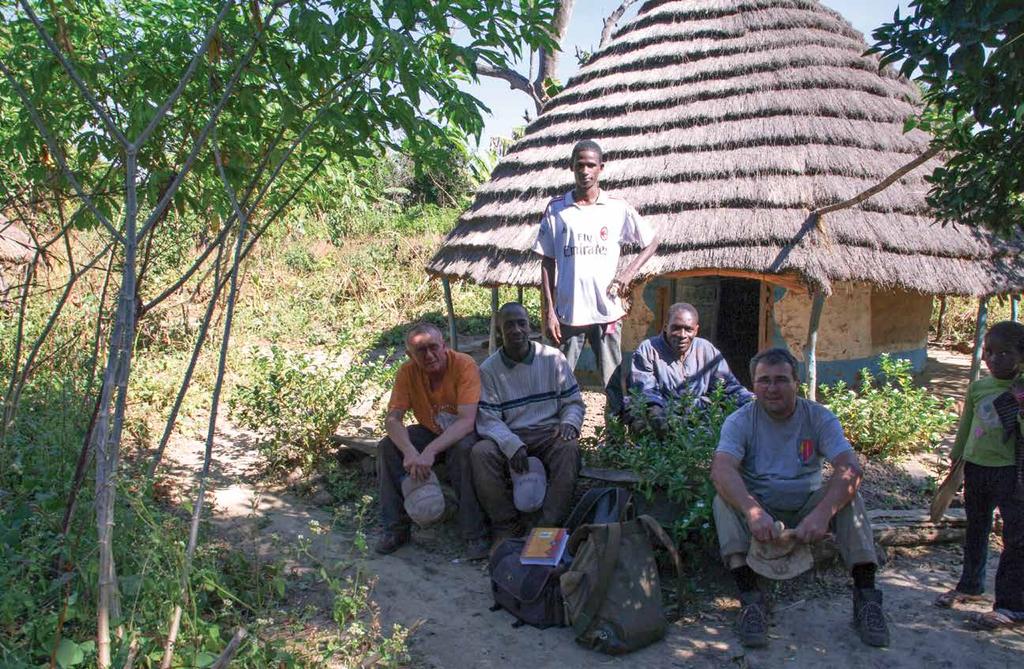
[852,563,876,590]
[732,565,759,593]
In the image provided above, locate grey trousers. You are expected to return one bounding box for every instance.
[377,424,487,541]
[559,321,622,389]
[713,487,878,570]
[471,426,580,534]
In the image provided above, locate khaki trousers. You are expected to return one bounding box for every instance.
[713,487,878,570]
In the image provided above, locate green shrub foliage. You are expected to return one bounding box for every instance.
[818,354,957,459]
[587,387,740,555]
[229,347,398,475]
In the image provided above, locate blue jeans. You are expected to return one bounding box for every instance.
[958,462,1024,612]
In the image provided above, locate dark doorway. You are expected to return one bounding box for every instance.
[714,278,761,387]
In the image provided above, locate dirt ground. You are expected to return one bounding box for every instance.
[159,348,1024,668]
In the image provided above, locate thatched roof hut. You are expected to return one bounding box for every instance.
[429,0,1024,385]
[0,214,36,266]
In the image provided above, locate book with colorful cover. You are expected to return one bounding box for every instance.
[520,527,569,566]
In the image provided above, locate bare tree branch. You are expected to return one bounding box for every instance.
[0,61,123,241]
[18,0,130,148]
[139,1,289,239]
[146,243,225,479]
[534,0,575,104]
[600,0,640,49]
[477,62,544,115]
[132,0,236,149]
[810,145,942,220]
[160,132,248,669]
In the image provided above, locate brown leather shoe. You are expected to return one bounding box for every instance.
[374,530,410,555]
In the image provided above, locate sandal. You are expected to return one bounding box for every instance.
[969,609,1024,630]
[934,589,986,608]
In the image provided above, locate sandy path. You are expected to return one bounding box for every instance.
[159,426,1022,669]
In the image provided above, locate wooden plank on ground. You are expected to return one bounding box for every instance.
[332,435,378,457]
[868,508,967,546]
[579,466,641,484]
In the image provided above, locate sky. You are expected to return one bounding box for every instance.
[469,0,914,148]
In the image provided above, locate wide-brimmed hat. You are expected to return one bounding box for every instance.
[747,522,813,580]
[402,471,445,527]
[511,456,546,512]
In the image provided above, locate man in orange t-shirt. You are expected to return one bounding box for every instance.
[376,322,488,558]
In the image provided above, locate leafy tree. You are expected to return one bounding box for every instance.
[0,1,557,666]
[870,0,1024,233]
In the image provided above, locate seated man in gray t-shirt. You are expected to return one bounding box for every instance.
[710,348,888,650]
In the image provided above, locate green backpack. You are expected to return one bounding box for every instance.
[560,515,682,655]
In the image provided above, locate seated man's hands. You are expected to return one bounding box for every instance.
[557,423,579,442]
[509,446,529,474]
[649,408,668,435]
[745,506,779,542]
[403,450,435,482]
[794,508,831,544]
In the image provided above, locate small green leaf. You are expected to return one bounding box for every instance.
[55,639,84,668]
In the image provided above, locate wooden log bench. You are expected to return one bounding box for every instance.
[332,433,969,546]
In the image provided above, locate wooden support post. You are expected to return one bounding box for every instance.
[803,291,826,401]
[488,287,499,354]
[936,295,947,340]
[441,277,458,352]
[517,286,524,304]
[1012,294,1019,323]
[969,296,989,382]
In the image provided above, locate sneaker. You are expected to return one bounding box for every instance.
[374,530,410,555]
[464,537,491,562]
[853,588,890,647]
[736,591,769,648]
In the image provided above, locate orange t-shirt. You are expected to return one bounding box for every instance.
[388,350,481,434]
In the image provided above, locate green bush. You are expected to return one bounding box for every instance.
[586,387,740,556]
[818,354,958,459]
[229,346,398,475]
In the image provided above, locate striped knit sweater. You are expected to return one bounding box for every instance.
[477,341,586,458]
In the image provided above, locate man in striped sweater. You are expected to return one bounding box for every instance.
[472,302,586,539]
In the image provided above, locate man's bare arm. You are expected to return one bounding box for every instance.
[795,450,862,542]
[384,409,417,458]
[540,255,561,343]
[711,451,779,542]
[423,403,477,457]
[615,235,659,289]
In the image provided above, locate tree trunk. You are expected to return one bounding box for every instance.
[95,151,140,669]
[534,0,575,103]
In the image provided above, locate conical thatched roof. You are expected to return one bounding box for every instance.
[0,214,36,265]
[429,0,1024,296]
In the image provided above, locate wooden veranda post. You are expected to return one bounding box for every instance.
[803,291,826,401]
[441,278,458,351]
[936,296,947,340]
[488,287,499,354]
[517,286,524,304]
[969,296,989,382]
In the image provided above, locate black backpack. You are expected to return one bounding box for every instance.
[488,537,567,628]
[487,487,634,628]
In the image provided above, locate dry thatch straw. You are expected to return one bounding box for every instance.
[428,0,1024,296]
[0,214,37,265]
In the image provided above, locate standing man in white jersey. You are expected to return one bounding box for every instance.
[533,140,659,388]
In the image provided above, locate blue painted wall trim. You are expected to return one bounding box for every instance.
[572,280,928,388]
